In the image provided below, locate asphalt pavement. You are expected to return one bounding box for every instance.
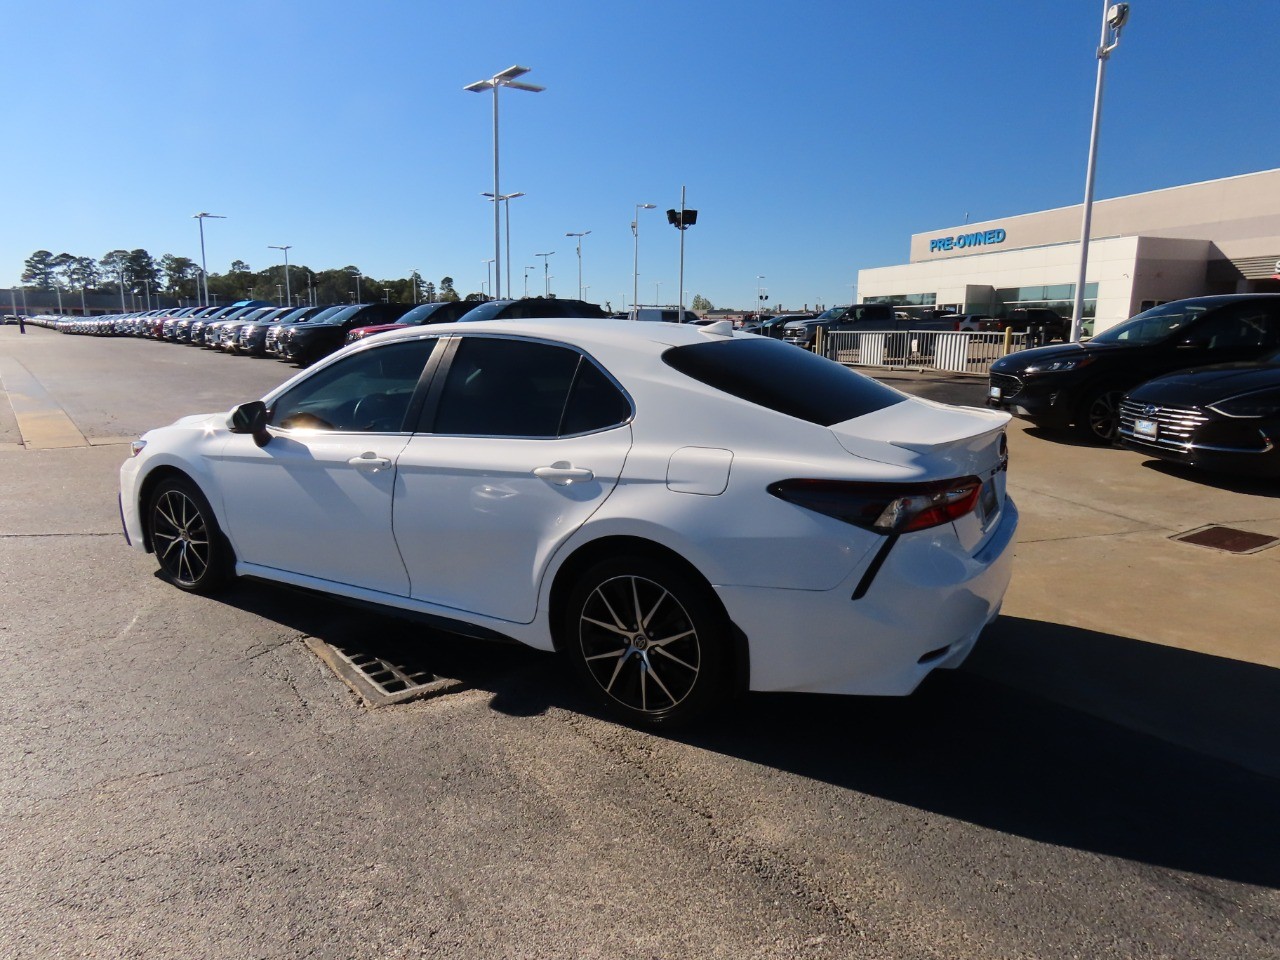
[1,325,1277,959]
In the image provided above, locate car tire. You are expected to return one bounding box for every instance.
[562,555,732,728]
[1076,388,1124,444]
[147,477,234,594]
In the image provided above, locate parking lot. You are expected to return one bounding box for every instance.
[2,326,1278,959]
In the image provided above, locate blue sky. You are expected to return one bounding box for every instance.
[5,1,1278,311]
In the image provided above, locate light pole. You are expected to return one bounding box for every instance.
[268,244,292,307]
[654,281,662,305]
[757,275,766,317]
[536,251,554,296]
[351,269,362,304]
[666,186,697,322]
[465,66,544,300]
[1071,1,1130,342]
[632,203,656,312]
[482,259,495,300]
[482,191,525,296]
[192,212,225,305]
[566,231,590,300]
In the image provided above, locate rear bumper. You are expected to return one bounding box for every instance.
[717,497,1018,695]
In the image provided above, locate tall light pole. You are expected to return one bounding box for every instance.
[654,281,662,305]
[351,268,362,304]
[1071,2,1130,342]
[666,186,697,322]
[632,203,656,312]
[192,212,225,305]
[464,65,544,300]
[566,231,590,300]
[524,266,534,297]
[482,259,495,300]
[268,244,292,307]
[757,275,766,317]
[482,191,525,296]
[536,251,554,296]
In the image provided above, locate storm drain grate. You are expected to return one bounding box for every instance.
[1173,525,1279,555]
[303,635,466,708]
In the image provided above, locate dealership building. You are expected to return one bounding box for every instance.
[857,167,1280,334]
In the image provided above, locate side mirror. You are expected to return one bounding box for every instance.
[228,400,271,447]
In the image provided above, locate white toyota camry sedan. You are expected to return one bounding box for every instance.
[120,318,1017,725]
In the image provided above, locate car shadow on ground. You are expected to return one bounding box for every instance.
[1137,458,1280,498]
[1022,425,1115,449]
[211,580,1280,890]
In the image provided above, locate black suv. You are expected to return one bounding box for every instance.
[456,297,610,323]
[988,295,1280,442]
[283,303,412,365]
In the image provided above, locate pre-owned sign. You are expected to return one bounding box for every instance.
[930,228,1007,253]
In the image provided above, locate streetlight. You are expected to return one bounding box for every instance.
[566,231,591,300]
[350,268,362,304]
[536,251,554,296]
[1071,1,1130,342]
[465,65,544,300]
[666,186,698,322]
[757,275,766,317]
[268,244,292,307]
[482,191,525,295]
[524,266,534,298]
[192,212,225,305]
[482,259,495,300]
[654,281,662,304]
[632,203,656,313]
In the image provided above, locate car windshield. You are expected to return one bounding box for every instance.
[314,306,363,326]
[663,337,904,426]
[396,303,452,325]
[813,306,847,321]
[1090,301,1214,345]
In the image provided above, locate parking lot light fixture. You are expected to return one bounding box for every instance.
[483,192,525,295]
[1071,1,1130,343]
[192,212,225,305]
[482,259,495,300]
[524,266,534,298]
[566,231,591,300]
[536,251,554,296]
[465,65,544,299]
[757,275,766,317]
[268,245,292,306]
[632,204,656,316]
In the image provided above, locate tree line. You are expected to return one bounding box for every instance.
[19,249,472,306]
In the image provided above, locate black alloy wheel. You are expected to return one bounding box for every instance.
[148,477,232,594]
[1078,388,1124,444]
[565,556,731,727]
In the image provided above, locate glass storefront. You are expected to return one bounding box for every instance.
[993,283,1097,320]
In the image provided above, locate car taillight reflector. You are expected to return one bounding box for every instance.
[768,476,983,534]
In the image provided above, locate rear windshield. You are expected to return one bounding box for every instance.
[662,337,905,426]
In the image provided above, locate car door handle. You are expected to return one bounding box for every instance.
[348,453,392,472]
[533,462,595,485]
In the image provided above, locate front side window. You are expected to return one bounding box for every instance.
[1190,303,1280,350]
[1091,299,1217,345]
[269,339,437,433]
[429,337,628,437]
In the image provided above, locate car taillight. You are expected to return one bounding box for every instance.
[767,476,983,534]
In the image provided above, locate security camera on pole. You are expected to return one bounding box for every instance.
[666,186,698,322]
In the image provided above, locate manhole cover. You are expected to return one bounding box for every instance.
[1173,525,1279,555]
[304,635,465,707]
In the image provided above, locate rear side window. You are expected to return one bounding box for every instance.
[662,337,904,426]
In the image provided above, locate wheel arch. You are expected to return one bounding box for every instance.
[546,534,750,694]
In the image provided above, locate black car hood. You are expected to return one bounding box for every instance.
[990,340,1130,373]
[1127,362,1280,405]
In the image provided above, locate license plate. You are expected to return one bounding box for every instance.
[979,480,999,525]
[988,386,1002,400]
[1134,418,1158,439]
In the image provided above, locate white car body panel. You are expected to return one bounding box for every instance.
[120,317,1019,696]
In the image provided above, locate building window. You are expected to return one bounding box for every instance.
[993,283,1097,320]
[864,292,937,307]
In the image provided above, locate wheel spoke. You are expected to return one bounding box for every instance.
[641,588,668,631]
[650,628,695,648]
[630,577,644,632]
[156,501,181,531]
[585,648,626,663]
[646,661,677,706]
[603,651,630,693]
[652,645,697,672]
[639,661,648,711]
[595,588,629,633]
[178,544,193,582]
[582,615,629,637]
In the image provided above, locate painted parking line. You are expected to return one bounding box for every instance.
[0,357,88,449]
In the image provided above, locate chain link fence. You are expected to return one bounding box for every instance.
[823,330,1032,377]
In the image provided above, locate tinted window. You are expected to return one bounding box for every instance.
[269,339,437,433]
[1190,302,1280,350]
[561,359,631,435]
[662,337,905,426]
[1092,299,1223,345]
[431,338,582,437]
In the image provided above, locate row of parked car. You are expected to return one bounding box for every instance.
[28,296,613,366]
[987,294,1280,476]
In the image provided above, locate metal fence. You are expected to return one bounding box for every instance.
[823,330,1031,377]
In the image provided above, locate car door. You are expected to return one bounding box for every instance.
[211,337,439,594]
[393,334,633,624]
